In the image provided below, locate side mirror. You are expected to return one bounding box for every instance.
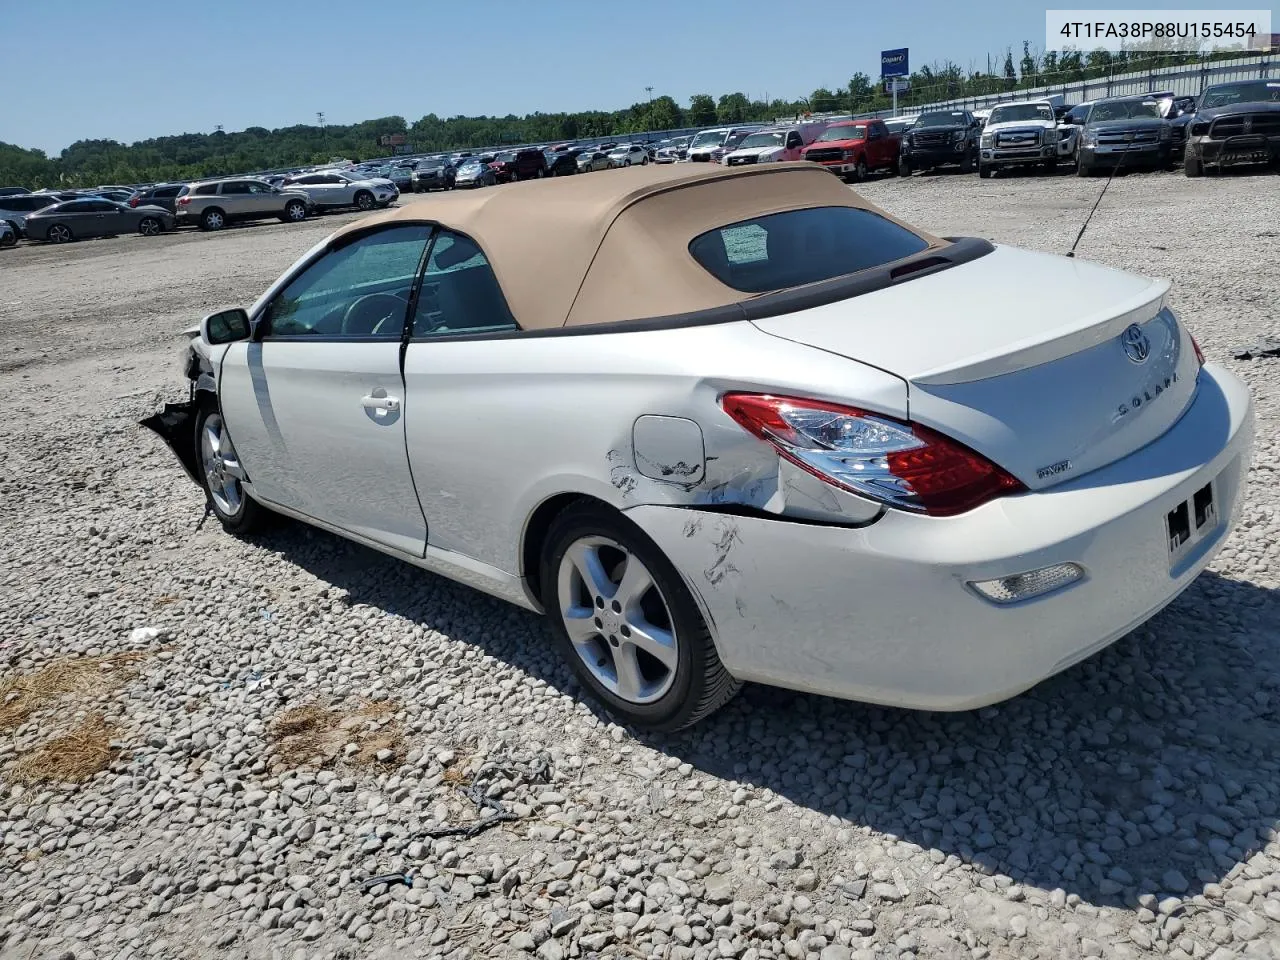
[202,308,251,345]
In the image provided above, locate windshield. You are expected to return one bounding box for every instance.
[724,132,752,149]
[690,130,727,148]
[988,104,1053,124]
[914,112,967,127]
[497,153,516,162]
[1201,80,1280,108]
[738,131,785,149]
[815,124,865,142]
[1088,100,1161,122]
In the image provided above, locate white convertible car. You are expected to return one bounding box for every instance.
[144,163,1254,730]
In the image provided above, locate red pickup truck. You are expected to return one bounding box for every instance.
[799,119,901,182]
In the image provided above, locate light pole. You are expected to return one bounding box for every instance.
[317,112,326,157]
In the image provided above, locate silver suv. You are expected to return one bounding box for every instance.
[175,178,312,231]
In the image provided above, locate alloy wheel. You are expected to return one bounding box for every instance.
[49,225,71,243]
[200,413,244,517]
[287,202,306,221]
[556,536,679,705]
[139,218,160,236]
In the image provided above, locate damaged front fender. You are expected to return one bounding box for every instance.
[140,401,203,488]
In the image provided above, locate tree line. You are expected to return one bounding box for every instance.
[0,47,1258,189]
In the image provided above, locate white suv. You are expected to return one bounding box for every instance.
[282,170,398,212]
[607,144,649,167]
[978,100,1076,177]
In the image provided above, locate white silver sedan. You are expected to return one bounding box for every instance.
[144,163,1254,731]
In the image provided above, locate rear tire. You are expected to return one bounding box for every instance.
[1184,154,1203,177]
[541,502,741,731]
[47,223,73,243]
[199,208,226,231]
[195,401,265,535]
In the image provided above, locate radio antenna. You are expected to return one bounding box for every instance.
[1067,135,1134,258]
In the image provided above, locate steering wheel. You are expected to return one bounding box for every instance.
[342,292,408,336]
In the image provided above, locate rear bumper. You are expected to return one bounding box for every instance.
[626,363,1253,711]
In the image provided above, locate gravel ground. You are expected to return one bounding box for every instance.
[2,170,1279,960]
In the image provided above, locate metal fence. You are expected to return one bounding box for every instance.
[861,53,1275,118]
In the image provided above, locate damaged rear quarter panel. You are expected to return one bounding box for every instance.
[400,318,907,580]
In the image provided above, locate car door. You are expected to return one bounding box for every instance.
[245,180,279,215]
[401,228,521,560]
[865,122,887,166]
[784,130,804,160]
[218,180,252,218]
[217,224,434,555]
[80,200,117,238]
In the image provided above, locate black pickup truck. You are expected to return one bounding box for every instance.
[1178,79,1280,177]
[898,110,981,176]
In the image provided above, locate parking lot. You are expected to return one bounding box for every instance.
[2,169,1279,960]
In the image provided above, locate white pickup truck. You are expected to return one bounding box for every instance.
[977,100,1078,178]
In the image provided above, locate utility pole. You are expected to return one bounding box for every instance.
[317,112,326,156]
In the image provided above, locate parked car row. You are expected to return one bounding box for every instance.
[0,169,400,246]
[4,80,1273,250]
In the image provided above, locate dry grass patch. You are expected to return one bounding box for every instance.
[0,651,149,731]
[10,714,119,785]
[269,700,402,770]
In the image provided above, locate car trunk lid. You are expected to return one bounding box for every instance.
[750,244,1200,490]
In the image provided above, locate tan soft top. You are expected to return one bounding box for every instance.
[334,161,944,330]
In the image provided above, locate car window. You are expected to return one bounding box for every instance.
[88,200,117,212]
[261,225,433,340]
[57,201,95,213]
[194,184,218,196]
[156,185,182,198]
[412,230,519,338]
[248,182,274,194]
[689,206,931,294]
[221,182,250,195]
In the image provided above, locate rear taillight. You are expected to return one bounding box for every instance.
[720,393,1025,517]
[1190,333,1205,367]
[177,195,190,206]
[129,197,139,207]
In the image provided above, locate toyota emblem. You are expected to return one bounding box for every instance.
[1122,324,1151,364]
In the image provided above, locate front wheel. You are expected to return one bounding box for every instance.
[978,163,993,179]
[282,200,308,223]
[1076,159,1093,177]
[542,502,741,731]
[959,153,974,174]
[354,190,375,211]
[137,216,162,237]
[1184,154,1203,177]
[196,403,265,535]
[852,157,867,182]
[899,157,912,177]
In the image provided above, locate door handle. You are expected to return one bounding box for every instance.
[361,395,401,413]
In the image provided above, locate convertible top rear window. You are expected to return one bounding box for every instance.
[689,206,930,294]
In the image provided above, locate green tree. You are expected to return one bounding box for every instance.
[1019,41,1038,86]
[716,92,750,123]
[809,87,840,112]
[687,94,717,126]
[1002,49,1017,89]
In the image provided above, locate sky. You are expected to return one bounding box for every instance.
[1,0,1263,154]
